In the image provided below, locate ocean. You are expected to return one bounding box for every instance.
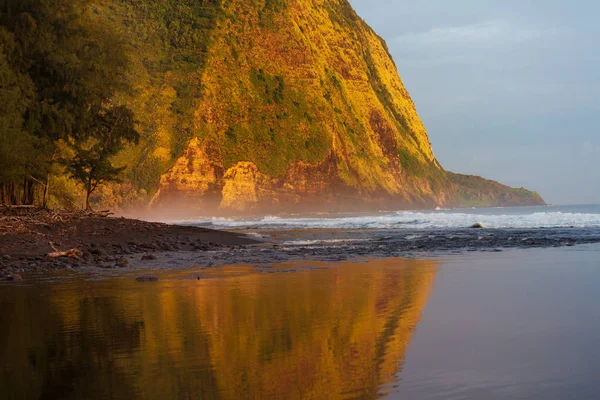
[196,204,600,230]
[173,205,600,255]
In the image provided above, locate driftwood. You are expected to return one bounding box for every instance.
[1,208,116,240]
[92,210,114,218]
[47,210,113,221]
[46,242,82,260]
[2,206,113,218]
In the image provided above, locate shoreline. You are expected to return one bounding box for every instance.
[2,209,600,281]
[0,210,258,279]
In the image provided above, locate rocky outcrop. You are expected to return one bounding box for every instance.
[152,149,348,212]
[151,139,224,210]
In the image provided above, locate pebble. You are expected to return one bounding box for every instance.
[135,276,158,282]
[116,258,129,268]
[6,274,23,281]
[91,248,105,256]
[141,255,157,261]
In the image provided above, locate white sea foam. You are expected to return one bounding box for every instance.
[243,232,269,241]
[280,238,372,246]
[198,210,600,230]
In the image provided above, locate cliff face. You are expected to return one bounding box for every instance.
[96,0,544,213]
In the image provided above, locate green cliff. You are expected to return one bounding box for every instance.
[92,0,544,213]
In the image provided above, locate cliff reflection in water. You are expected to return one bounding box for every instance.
[0,259,437,399]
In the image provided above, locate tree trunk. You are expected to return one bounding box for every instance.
[9,182,17,205]
[20,178,36,206]
[23,177,28,205]
[43,173,50,208]
[1,182,19,205]
[85,188,92,211]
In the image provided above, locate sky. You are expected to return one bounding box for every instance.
[348,0,600,205]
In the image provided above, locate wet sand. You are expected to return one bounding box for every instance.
[390,244,600,400]
[2,245,599,399]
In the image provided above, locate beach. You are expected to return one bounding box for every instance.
[0,209,257,279]
[2,205,600,281]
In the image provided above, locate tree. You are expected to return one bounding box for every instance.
[65,106,138,210]
[0,0,135,207]
[0,27,43,205]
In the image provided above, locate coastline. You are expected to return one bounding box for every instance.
[3,206,600,281]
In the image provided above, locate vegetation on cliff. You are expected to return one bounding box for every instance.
[0,0,544,211]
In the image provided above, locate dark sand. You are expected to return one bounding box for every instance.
[0,209,257,277]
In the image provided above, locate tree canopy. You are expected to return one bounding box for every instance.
[66,106,138,210]
[0,0,136,207]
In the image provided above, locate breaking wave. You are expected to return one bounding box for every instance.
[183,208,600,231]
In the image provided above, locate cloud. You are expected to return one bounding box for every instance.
[582,141,600,153]
[392,20,541,48]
